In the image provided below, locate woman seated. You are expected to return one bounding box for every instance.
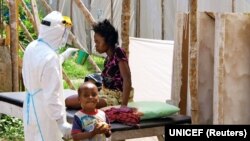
[66,19,134,109]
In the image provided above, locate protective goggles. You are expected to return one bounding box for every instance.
[41,16,72,28]
[62,16,72,28]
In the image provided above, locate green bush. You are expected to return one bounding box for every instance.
[0,114,24,141]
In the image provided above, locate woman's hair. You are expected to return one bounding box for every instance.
[93,19,119,49]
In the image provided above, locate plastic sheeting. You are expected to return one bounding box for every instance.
[129,37,174,102]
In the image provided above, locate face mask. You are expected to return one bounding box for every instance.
[58,27,70,48]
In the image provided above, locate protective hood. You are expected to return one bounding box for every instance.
[38,11,68,51]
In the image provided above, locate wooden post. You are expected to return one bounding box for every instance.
[70,0,73,32]
[189,0,199,124]
[171,13,189,115]
[136,0,140,37]
[5,24,10,46]
[5,0,35,41]
[179,15,189,115]
[232,0,235,12]
[121,0,130,56]
[18,50,24,91]
[161,0,164,40]
[9,0,19,91]
[111,0,114,24]
[56,0,60,11]
[84,0,92,54]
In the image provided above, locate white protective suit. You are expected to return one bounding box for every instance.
[22,11,75,141]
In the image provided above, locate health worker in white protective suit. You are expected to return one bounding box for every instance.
[22,11,78,141]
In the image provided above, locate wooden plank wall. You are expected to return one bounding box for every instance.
[213,13,250,124]
[174,12,250,124]
[197,12,215,124]
[171,13,189,115]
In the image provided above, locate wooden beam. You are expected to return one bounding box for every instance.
[189,0,199,124]
[18,18,34,41]
[40,0,53,13]
[30,0,40,33]
[205,12,215,20]
[20,0,38,33]
[9,0,19,91]
[63,71,75,90]
[73,0,96,26]
[121,0,131,56]
[18,42,25,52]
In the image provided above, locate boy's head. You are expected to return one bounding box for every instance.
[78,82,99,110]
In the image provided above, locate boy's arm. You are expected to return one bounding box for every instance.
[72,131,96,141]
[105,128,111,137]
[71,115,94,140]
[72,123,108,141]
[104,114,112,137]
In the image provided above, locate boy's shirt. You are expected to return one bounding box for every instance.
[72,109,109,141]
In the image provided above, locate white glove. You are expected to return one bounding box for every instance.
[60,48,79,64]
[56,117,72,140]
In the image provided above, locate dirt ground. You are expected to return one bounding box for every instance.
[126,136,159,141]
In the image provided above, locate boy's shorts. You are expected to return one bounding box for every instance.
[99,86,134,106]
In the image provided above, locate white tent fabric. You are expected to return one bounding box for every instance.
[140,0,162,39]
[90,0,137,54]
[129,37,174,102]
[43,0,250,51]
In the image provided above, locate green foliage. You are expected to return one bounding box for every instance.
[63,54,105,88]
[18,2,38,48]
[63,55,104,78]
[0,114,24,141]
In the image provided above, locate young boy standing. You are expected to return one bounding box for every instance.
[71,82,111,141]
